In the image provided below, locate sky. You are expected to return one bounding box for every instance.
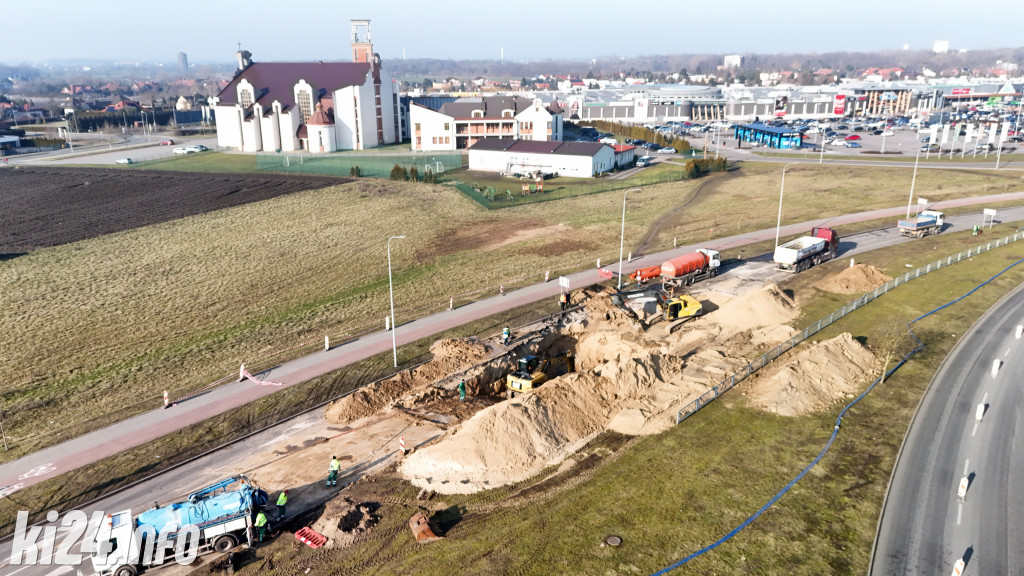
[4,0,1024,65]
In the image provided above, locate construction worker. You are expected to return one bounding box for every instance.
[254,509,268,544]
[276,490,288,520]
[559,292,568,311]
[502,326,510,346]
[458,380,466,402]
[327,455,341,487]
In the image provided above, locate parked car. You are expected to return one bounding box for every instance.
[173,147,193,154]
[845,134,861,141]
[114,157,134,164]
[880,130,894,137]
[844,141,861,148]
[656,147,676,154]
[921,143,940,152]
[186,144,209,153]
[160,139,175,145]
[636,156,653,167]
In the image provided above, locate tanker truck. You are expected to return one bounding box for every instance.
[773,227,839,273]
[91,475,268,576]
[630,249,721,288]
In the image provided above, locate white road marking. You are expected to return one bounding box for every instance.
[964,459,970,476]
[957,502,963,526]
[982,392,988,405]
[1005,348,1011,356]
[972,422,979,437]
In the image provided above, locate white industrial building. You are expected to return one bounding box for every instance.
[209,20,399,153]
[468,139,614,178]
[409,96,563,151]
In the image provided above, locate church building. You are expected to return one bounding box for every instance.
[210,20,399,153]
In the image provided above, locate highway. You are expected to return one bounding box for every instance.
[871,282,1024,576]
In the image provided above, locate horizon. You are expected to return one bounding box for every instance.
[3,0,1023,66]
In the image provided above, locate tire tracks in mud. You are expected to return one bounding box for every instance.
[633,171,734,257]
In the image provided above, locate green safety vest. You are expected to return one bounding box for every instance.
[255,512,267,527]
[276,492,287,506]
[330,459,340,471]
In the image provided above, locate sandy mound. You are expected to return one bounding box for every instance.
[325,338,491,424]
[816,264,892,294]
[709,283,798,333]
[309,497,380,548]
[745,333,878,416]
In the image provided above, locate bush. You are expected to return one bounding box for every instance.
[350,165,361,177]
[389,164,409,181]
[409,166,420,182]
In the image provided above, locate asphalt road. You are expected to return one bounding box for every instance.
[871,282,1024,576]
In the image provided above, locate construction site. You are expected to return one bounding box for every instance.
[206,262,893,574]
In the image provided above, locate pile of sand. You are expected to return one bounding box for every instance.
[325,338,492,424]
[309,497,380,548]
[816,264,892,295]
[394,284,873,494]
[744,333,878,416]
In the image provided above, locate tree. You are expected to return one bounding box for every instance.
[409,166,420,182]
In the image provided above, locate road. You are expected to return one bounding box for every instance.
[871,283,1024,576]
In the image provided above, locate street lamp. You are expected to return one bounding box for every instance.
[905,148,921,218]
[387,235,406,368]
[618,188,641,290]
[775,162,800,249]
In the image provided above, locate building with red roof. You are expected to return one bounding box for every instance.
[209,20,398,153]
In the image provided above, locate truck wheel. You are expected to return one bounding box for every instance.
[214,535,237,553]
[114,566,138,576]
[813,256,821,266]
[916,231,923,238]
[507,389,515,399]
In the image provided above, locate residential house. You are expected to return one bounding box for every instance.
[409,95,563,151]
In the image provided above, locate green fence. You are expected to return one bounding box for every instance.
[256,150,465,179]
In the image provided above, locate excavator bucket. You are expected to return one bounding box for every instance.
[409,511,442,543]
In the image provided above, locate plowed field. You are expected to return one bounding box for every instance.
[0,166,346,253]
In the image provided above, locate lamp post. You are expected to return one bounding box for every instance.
[775,162,800,249]
[618,188,641,290]
[387,235,406,367]
[905,148,920,218]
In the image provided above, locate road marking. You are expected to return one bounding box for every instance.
[1005,347,1011,356]
[964,459,970,476]
[972,422,979,437]
[982,392,988,405]
[957,502,963,526]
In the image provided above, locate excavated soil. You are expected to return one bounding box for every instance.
[815,263,892,294]
[744,333,880,416]
[322,274,877,496]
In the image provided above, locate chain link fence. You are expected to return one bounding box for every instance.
[256,150,465,179]
[676,230,1024,424]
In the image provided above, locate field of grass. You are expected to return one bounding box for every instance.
[221,223,1024,575]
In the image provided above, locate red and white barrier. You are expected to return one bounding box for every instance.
[399,436,406,455]
[240,368,284,387]
[163,390,169,408]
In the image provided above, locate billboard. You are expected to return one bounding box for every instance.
[951,88,972,95]
[833,94,846,115]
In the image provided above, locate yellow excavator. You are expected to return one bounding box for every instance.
[611,288,703,333]
[506,352,575,398]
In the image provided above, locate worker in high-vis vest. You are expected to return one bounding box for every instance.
[254,510,269,544]
[276,490,288,520]
[327,455,341,486]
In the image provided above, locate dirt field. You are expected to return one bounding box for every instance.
[0,166,344,253]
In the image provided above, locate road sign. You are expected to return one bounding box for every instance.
[983,208,997,216]
[558,276,570,290]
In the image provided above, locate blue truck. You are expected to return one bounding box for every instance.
[91,475,268,576]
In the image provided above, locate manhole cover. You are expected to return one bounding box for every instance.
[604,535,622,547]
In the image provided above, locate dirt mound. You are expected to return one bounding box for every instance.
[744,333,878,416]
[816,264,892,294]
[709,283,798,333]
[325,338,492,424]
[309,497,380,548]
